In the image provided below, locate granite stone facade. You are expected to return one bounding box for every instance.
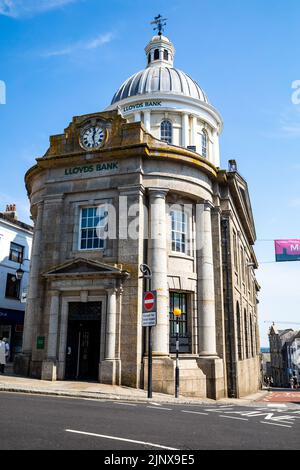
[17,109,261,399]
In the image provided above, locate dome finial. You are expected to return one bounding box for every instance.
[150,14,167,36]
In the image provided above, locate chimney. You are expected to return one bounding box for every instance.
[228,159,237,172]
[4,204,18,221]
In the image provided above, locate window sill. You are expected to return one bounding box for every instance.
[169,252,194,261]
[77,248,105,253]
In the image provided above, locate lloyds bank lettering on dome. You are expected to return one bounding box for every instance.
[123,101,162,113]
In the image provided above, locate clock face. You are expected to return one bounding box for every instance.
[81,126,106,150]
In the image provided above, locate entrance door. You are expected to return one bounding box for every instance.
[65,302,101,381]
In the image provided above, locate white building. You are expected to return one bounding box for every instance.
[0,205,33,359]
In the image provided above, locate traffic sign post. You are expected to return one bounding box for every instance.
[140,264,155,400]
[142,290,157,399]
[173,307,182,398]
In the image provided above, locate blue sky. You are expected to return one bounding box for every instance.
[1,0,300,346]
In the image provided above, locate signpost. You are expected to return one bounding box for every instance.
[142,290,157,399]
[173,307,182,398]
[140,264,156,399]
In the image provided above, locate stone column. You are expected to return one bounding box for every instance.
[148,189,169,355]
[105,288,117,360]
[212,129,220,167]
[100,288,120,385]
[191,115,197,147]
[41,290,60,381]
[145,188,174,395]
[22,203,43,354]
[182,113,189,147]
[134,112,141,122]
[196,201,225,399]
[144,111,151,132]
[196,201,217,357]
[14,203,43,377]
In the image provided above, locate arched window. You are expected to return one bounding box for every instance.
[160,120,173,144]
[250,315,254,357]
[164,49,168,61]
[244,309,249,358]
[236,302,243,360]
[154,49,159,60]
[202,130,208,158]
[148,53,151,64]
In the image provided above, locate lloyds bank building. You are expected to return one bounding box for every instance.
[17,21,261,399]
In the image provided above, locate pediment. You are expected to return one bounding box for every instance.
[44,258,129,278]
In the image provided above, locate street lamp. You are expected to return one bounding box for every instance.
[173,307,182,398]
[15,259,30,280]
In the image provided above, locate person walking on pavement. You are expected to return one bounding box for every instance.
[293,376,298,390]
[0,338,6,374]
[290,376,294,389]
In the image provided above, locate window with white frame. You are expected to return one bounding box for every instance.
[160,120,173,144]
[201,129,208,157]
[79,207,107,250]
[170,208,188,254]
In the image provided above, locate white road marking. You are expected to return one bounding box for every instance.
[260,422,292,429]
[267,404,287,408]
[116,403,137,407]
[220,416,249,421]
[147,406,173,411]
[181,410,209,416]
[65,429,179,450]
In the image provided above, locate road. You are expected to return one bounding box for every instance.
[0,392,299,450]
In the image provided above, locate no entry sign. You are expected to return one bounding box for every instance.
[142,291,157,327]
[144,292,156,311]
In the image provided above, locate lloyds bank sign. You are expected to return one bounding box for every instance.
[64,162,118,176]
[123,100,162,113]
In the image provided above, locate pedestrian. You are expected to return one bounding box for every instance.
[293,376,298,390]
[0,338,6,374]
[290,376,294,389]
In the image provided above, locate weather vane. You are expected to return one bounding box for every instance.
[151,14,167,36]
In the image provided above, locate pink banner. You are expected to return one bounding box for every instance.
[275,240,300,262]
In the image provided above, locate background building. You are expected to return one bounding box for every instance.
[260,347,271,382]
[17,28,261,399]
[0,205,32,360]
[269,325,300,387]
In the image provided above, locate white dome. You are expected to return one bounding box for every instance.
[111,66,209,105]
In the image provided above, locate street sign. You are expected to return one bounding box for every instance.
[144,291,156,311]
[142,312,157,327]
[21,289,27,303]
[36,336,45,350]
[142,291,157,327]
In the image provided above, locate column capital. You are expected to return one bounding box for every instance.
[148,188,169,199]
[107,287,118,296]
[49,290,60,297]
[200,200,215,210]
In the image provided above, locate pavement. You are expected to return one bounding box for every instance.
[0,364,270,406]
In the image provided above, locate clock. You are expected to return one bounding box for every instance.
[80,124,106,150]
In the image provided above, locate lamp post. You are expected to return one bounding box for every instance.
[173,307,182,398]
[140,263,153,399]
